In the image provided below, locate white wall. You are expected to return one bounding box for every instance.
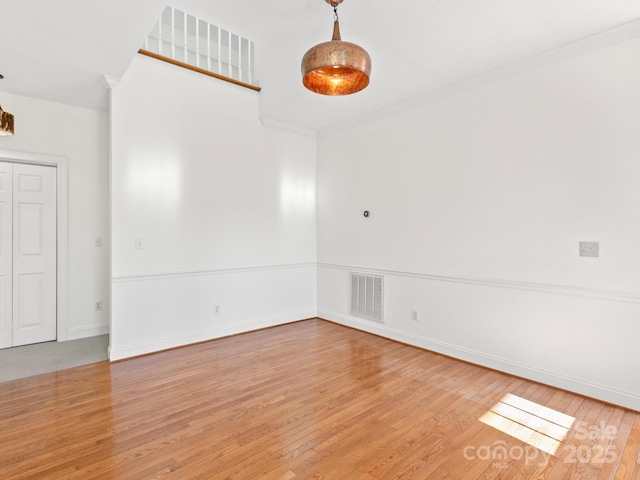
[317,38,640,410]
[110,55,317,360]
[0,92,110,340]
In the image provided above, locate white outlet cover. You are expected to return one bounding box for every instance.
[579,241,599,258]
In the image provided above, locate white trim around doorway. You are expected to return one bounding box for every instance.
[0,149,69,342]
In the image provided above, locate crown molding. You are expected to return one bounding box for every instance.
[102,74,121,90]
[260,116,317,138]
[319,18,640,138]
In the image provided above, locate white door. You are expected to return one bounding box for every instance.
[0,162,12,348]
[11,163,57,346]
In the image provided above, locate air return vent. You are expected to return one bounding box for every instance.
[350,273,384,323]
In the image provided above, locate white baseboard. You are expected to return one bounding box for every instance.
[66,323,109,341]
[318,309,640,412]
[109,309,317,361]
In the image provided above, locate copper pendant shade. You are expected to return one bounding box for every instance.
[0,75,14,136]
[302,0,371,96]
[0,105,15,136]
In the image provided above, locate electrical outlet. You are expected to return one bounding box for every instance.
[213,305,220,315]
[411,309,419,321]
[579,241,599,258]
[95,301,102,311]
[95,237,103,247]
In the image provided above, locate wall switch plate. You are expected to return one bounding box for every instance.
[579,241,599,258]
[95,237,103,247]
[135,238,144,250]
[411,309,419,321]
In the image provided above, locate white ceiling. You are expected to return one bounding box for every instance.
[1,0,640,132]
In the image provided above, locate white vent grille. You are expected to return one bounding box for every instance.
[350,273,384,322]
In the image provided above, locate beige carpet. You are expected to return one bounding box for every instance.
[0,335,109,383]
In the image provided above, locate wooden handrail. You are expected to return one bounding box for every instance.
[138,49,261,92]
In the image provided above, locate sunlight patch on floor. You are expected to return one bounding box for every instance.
[479,393,575,456]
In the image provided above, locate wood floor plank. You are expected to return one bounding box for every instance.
[0,319,637,479]
[614,415,640,480]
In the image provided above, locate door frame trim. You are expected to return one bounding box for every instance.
[0,149,69,342]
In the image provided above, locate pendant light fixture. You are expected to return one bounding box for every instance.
[0,75,14,137]
[301,0,371,96]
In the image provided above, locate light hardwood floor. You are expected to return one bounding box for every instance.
[0,319,638,479]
